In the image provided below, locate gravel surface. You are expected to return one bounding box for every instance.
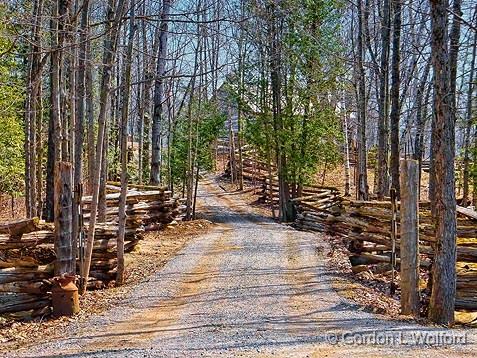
[6,177,477,357]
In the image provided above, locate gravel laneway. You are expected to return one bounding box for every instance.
[8,177,477,357]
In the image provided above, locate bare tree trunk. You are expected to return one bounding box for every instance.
[185,30,200,221]
[389,0,402,197]
[72,0,88,265]
[117,1,136,286]
[356,0,368,200]
[462,6,476,206]
[46,0,61,222]
[45,105,55,222]
[98,123,108,222]
[343,93,351,197]
[86,37,95,194]
[236,0,245,191]
[376,0,391,199]
[81,0,126,294]
[150,0,172,185]
[448,0,462,113]
[413,60,431,164]
[413,60,431,196]
[137,4,147,184]
[428,0,457,326]
[35,80,43,217]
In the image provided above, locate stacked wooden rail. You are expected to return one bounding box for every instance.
[228,155,338,206]
[294,195,477,311]
[82,189,185,285]
[0,218,54,318]
[0,188,185,318]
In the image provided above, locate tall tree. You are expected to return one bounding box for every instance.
[376,0,391,199]
[150,0,172,185]
[356,0,368,200]
[389,0,402,197]
[428,0,457,326]
[462,8,477,205]
[117,0,136,285]
[81,0,127,293]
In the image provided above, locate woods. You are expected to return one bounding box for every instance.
[0,0,476,328]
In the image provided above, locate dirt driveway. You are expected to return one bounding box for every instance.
[8,178,477,357]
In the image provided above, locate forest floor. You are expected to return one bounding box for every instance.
[4,175,477,357]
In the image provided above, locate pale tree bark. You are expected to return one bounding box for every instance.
[81,0,127,294]
[461,6,475,205]
[137,1,147,185]
[45,0,69,222]
[342,93,351,197]
[117,0,136,286]
[73,0,90,261]
[150,0,172,185]
[185,21,200,221]
[236,0,245,191]
[448,0,462,113]
[25,0,44,217]
[428,0,457,326]
[86,37,95,194]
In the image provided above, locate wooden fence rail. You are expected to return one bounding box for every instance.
[293,192,477,312]
[0,188,185,319]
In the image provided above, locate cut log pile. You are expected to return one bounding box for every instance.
[0,218,54,317]
[293,194,477,311]
[82,188,185,285]
[0,188,185,318]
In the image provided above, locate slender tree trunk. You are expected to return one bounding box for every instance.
[376,0,391,199]
[462,7,476,206]
[413,60,431,195]
[236,0,245,191]
[356,0,368,200]
[150,0,172,185]
[98,123,108,222]
[35,80,43,216]
[448,0,462,114]
[81,0,126,294]
[45,0,67,222]
[117,1,136,285]
[389,0,402,197]
[185,24,200,221]
[343,94,351,197]
[86,37,95,194]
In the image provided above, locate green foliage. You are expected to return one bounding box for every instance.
[169,100,226,187]
[241,0,344,186]
[0,5,24,195]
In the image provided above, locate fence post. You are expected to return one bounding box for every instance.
[399,158,420,316]
[54,161,74,275]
